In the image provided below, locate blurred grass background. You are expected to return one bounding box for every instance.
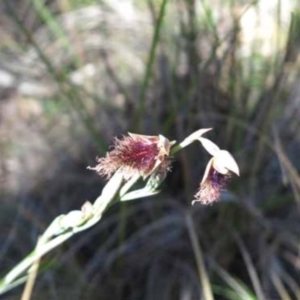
[0,0,300,299]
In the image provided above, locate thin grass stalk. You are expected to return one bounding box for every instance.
[21,237,42,300]
[198,0,219,43]
[250,69,285,177]
[3,0,106,152]
[271,272,292,300]
[234,233,266,300]
[31,0,81,68]
[100,49,132,107]
[135,0,169,130]
[185,211,214,300]
[210,259,256,300]
[212,284,243,300]
[279,265,300,299]
[273,128,300,208]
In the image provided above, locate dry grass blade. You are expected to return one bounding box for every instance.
[273,128,300,205]
[270,271,292,300]
[281,269,300,299]
[185,211,214,300]
[234,234,266,300]
[21,237,42,300]
[210,260,256,300]
[283,250,300,271]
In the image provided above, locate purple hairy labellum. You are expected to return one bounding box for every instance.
[193,167,231,205]
[89,133,172,180]
[193,147,239,205]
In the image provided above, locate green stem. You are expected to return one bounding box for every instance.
[0,172,138,296]
[134,0,169,129]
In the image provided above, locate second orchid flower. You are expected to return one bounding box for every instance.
[193,137,239,205]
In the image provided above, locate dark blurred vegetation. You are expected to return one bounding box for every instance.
[0,0,300,299]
